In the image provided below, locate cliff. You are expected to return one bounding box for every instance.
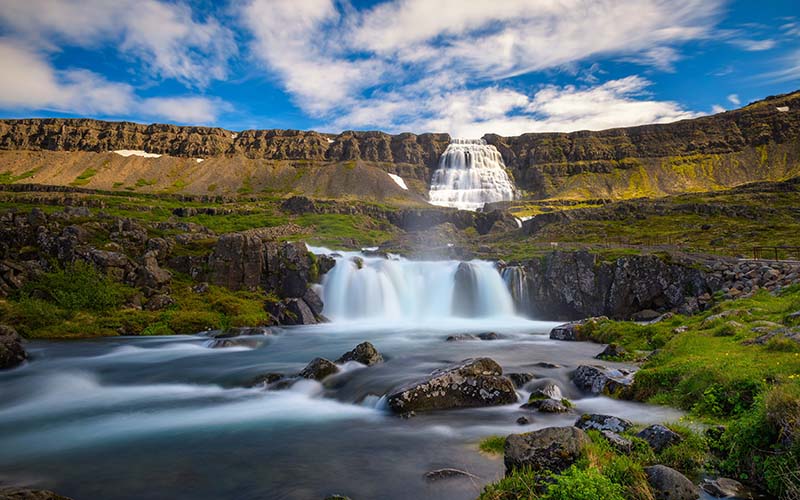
[0,90,798,201]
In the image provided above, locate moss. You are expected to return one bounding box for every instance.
[70,168,97,186]
[478,435,506,455]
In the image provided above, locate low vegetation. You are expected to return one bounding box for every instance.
[479,286,800,498]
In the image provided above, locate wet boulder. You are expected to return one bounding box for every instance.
[0,325,27,369]
[336,341,383,366]
[596,343,627,359]
[507,372,536,388]
[574,414,633,433]
[299,357,339,381]
[530,399,571,413]
[572,365,635,397]
[636,424,683,453]
[386,358,517,413]
[644,465,699,500]
[504,426,590,475]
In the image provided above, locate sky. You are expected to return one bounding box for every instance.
[0,0,799,137]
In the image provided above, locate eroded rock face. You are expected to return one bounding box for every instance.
[0,325,27,369]
[386,358,517,413]
[644,465,699,500]
[336,342,383,366]
[504,426,589,475]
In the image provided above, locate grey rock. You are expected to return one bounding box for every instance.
[0,487,74,500]
[572,365,635,397]
[423,468,480,481]
[299,357,339,381]
[144,293,175,311]
[637,424,683,453]
[574,414,633,433]
[508,372,536,388]
[601,430,633,454]
[386,358,517,413]
[504,426,590,475]
[644,465,700,500]
[0,324,27,369]
[700,477,748,498]
[336,341,383,366]
[516,416,530,425]
[596,343,627,359]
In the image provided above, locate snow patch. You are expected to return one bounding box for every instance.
[326,138,335,144]
[387,173,408,190]
[777,106,789,112]
[195,158,204,163]
[113,150,162,159]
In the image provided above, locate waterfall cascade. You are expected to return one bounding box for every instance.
[501,266,529,313]
[428,139,515,211]
[314,248,516,323]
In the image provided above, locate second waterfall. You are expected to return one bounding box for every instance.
[428,139,515,211]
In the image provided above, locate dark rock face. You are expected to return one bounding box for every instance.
[299,357,339,381]
[451,263,479,317]
[644,465,700,500]
[517,251,711,321]
[574,414,633,433]
[335,342,383,366]
[0,325,27,369]
[507,372,536,388]
[596,344,627,359]
[504,426,589,475]
[637,424,683,453]
[386,358,517,413]
[572,365,635,397]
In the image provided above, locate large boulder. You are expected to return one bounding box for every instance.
[572,365,635,397]
[574,414,633,433]
[135,250,172,293]
[636,424,683,453]
[336,342,383,366]
[644,465,699,500]
[0,325,27,369]
[504,426,590,475]
[386,358,517,413]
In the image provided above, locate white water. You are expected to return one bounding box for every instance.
[313,247,516,324]
[428,139,515,211]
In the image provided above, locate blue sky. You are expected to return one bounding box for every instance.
[0,0,799,137]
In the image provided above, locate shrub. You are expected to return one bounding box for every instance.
[765,336,800,353]
[13,296,67,331]
[656,425,708,475]
[140,322,174,336]
[478,467,540,500]
[542,466,625,500]
[22,262,132,312]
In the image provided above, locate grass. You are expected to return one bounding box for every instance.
[0,168,39,184]
[479,435,506,455]
[70,168,97,186]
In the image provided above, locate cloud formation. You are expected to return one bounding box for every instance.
[0,40,224,123]
[239,0,723,135]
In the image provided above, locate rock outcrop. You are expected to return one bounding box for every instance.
[572,365,635,397]
[386,358,517,413]
[0,325,27,369]
[636,424,683,453]
[335,342,383,366]
[574,414,633,433]
[0,487,74,500]
[504,426,590,475]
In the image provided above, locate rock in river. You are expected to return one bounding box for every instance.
[572,365,635,397]
[336,341,383,366]
[386,358,517,413]
[299,357,339,381]
[504,426,589,475]
[574,414,633,433]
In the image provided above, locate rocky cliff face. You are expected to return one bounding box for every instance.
[0,119,451,169]
[506,250,800,321]
[486,91,800,198]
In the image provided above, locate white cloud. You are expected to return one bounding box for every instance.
[330,76,701,137]
[0,0,235,88]
[712,105,727,114]
[727,94,740,105]
[238,0,720,135]
[0,40,225,124]
[760,49,800,83]
[729,38,777,51]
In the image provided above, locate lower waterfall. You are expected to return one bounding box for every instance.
[313,248,516,323]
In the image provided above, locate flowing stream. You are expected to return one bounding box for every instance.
[428,139,515,211]
[0,250,685,500]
